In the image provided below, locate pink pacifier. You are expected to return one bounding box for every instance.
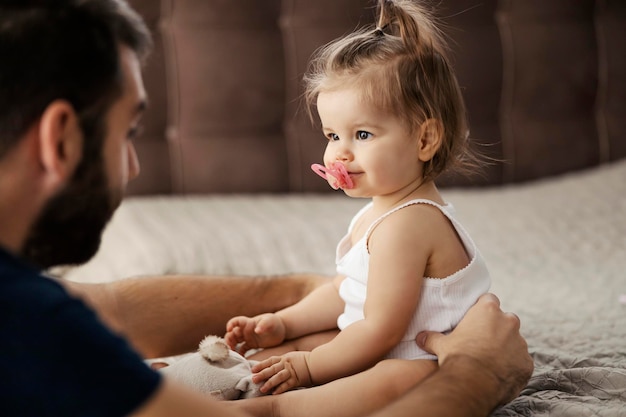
[311,162,354,190]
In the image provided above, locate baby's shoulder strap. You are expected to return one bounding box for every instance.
[364,199,447,241]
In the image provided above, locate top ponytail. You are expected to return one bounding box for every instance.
[376,0,445,57]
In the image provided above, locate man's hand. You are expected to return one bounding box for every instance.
[251,351,313,395]
[417,293,533,405]
[225,313,286,356]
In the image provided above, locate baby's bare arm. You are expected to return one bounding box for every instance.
[275,275,345,340]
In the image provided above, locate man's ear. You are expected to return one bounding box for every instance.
[37,100,83,188]
[416,119,443,162]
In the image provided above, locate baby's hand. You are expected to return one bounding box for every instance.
[251,351,312,395]
[225,313,286,356]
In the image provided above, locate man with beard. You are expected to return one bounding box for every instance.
[0,0,532,416]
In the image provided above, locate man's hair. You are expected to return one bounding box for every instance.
[0,0,152,158]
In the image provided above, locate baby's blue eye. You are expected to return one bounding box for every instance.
[357,131,372,140]
[328,133,340,141]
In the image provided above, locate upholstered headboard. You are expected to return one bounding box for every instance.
[126,0,626,195]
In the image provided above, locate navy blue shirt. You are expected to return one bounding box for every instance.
[0,247,161,416]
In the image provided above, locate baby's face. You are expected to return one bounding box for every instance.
[316,87,423,199]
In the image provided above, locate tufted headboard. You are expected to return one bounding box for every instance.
[126,0,626,195]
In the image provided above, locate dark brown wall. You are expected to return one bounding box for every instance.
[126,0,626,195]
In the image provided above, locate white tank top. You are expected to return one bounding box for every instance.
[336,199,491,360]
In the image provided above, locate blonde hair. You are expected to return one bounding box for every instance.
[304,0,480,181]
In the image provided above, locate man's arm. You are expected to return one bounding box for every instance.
[131,377,250,417]
[61,273,329,358]
[367,293,533,417]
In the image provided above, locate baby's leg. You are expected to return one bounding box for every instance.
[227,358,437,417]
[248,329,338,360]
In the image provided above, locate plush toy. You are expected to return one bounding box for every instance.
[157,335,264,400]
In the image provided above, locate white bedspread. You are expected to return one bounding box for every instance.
[62,159,626,416]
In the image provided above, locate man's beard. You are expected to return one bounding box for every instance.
[21,148,122,270]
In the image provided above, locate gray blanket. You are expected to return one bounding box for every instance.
[61,160,626,416]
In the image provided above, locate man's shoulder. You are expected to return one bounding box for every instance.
[0,251,68,309]
[0,249,162,417]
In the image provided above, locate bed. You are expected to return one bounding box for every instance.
[62,159,626,415]
[60,0,626,415]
